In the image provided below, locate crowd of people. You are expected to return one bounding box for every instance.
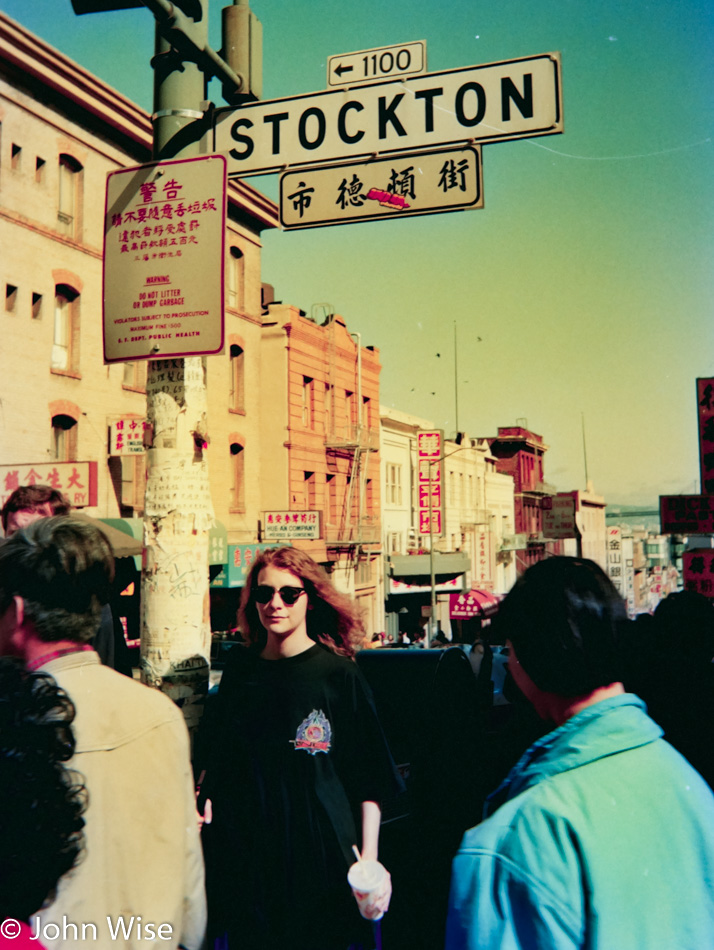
[2,483,714,949]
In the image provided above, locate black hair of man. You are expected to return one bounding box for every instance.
[0,516,114,644]
[492,556,627,697]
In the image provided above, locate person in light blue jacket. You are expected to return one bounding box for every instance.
[446,557,714,950]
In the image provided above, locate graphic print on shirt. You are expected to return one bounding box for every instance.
[291,708,332,755]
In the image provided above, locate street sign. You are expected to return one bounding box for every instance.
[280,145,482,229]
[660,494,714,534]
[417,430,443,536]
[543,493,577,539]
[103,155,226,362]
[697,377,714,494]
[683,548,714,599]
[327,41,426,88]
[214,52,563,177]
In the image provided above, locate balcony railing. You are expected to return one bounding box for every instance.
[324,425,379,451]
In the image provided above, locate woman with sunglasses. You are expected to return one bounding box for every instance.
[198,546,403,950]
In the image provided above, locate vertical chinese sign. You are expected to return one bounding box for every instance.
[103,155,226,362]
[417,430,443,536]
[698,378,714,494]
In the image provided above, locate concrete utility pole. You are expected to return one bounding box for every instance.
[72,0,260,727]
[141,0,212,723]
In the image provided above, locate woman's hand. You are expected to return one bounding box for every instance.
[361,866,392,919]
[196,796,212,829]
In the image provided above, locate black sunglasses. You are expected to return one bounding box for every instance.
[254,585,307,606]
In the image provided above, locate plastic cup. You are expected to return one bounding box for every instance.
[348,859,387,921]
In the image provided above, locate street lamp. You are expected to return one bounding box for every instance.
[426,441,469,648]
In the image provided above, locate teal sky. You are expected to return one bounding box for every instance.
[3,0,713,505]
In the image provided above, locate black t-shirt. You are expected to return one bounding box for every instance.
[202,642,402,950]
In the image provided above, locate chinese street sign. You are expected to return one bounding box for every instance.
[660,494,714,535]
[697,378,714,494]
[328,41,426,87]
[262,511,322,540]
[0,461,98,510]
[606,526,624,596]
[542,493,577,539]
[109,418,147,456]
[103,155,226,362]
[417,429,443,535]
[683,548,714,599]
[280,145,482,229]
[211,542,278,587]
[214,52,563,176]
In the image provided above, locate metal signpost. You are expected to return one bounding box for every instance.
[213,52,563,177]
[327,41,427,87]
[279,145,482,229]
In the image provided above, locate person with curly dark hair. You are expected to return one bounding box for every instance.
[0,657,86,948]
[198,546,403,950]
[0,517,206,949]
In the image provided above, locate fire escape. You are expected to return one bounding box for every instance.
[323,317,379,552]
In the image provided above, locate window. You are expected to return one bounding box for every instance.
[230,344,245,412]
[32,292,43,320]
[5,284,17,313]
[304,471,316,509]
[230,442,245,511]
[345,391,355,427]
[362,396,371,429]
[326,474,338,523]
[35,157,46,183]
[226,246,244,311]
[51,414,78,462]
[11,143,21,171]
[302,377,314,428]
[122,361,147,392]
[121,455,146,512]
[387,532,402,554]
[52,284,79,373]
[324,383,333,436]
[385,463,402,506]
[58,154,82,238]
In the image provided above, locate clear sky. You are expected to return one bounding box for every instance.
[3,0,713,506]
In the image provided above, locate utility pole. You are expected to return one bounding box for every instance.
[71,0,261,728]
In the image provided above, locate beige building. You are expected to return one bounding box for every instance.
[0,12,277,553]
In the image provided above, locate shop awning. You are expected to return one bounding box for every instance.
[390,552,471,577]
[450,588,501,619]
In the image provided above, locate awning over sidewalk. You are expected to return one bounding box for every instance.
[450,588,501,619]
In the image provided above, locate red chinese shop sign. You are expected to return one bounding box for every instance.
[0,462,98,510]
[683,549,714,600]
[103,155,226,363]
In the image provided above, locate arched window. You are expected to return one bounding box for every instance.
[58,154,83,238]
[230,344,245,412]
[52,284,80,373]
[230,441,245,511]
[51,413,78,461]
[226,245,244,311]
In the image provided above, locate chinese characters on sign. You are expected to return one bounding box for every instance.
[606,526,624,596]
[103,155,226,362]
[698,378,714,494]
[262,511,322,540]
[417,430,443,536]
[660,495,714,535]
[109,418,147,456]
[542,494,577,539]
[280,146,482,229]
[211,543,278,588]
[0,462,98,509]
[683,549,714,600]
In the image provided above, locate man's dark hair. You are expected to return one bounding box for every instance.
[0,657,86,920]
[0,517,114,643]
[653,590,714,663]
[1,484,71,531]
[493,556,627,696]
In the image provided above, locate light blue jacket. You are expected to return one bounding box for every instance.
[446,694,714,949]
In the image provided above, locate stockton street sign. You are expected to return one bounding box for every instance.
[213,52,563,177]
[279,145,482,229]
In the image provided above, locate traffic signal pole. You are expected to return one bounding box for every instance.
[140,1,212,721]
